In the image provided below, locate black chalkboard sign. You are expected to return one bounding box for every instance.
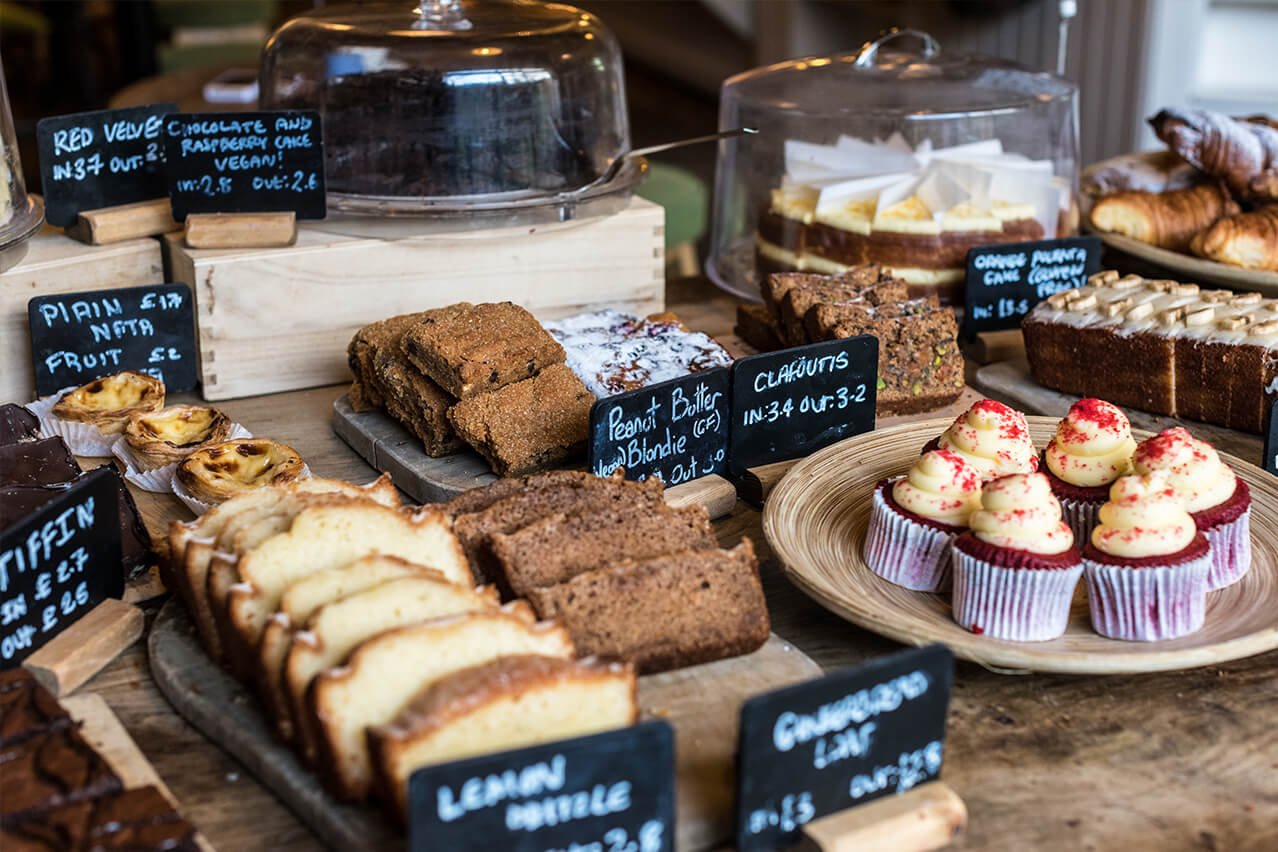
[1264,399,1278,476]
[36,103,178,228]
[962,236,1101,338]
[0,467,122,669]
[728,336,877,473]
[163,111,326,220]
[734,644,953,852]
[408,720,675,852]
[588,368,730,486]
[28,283,198,396]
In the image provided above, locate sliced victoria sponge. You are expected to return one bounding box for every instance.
[308,604,574,801]
[368,654,636,824]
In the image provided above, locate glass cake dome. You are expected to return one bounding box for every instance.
[0,63,44,273]
[707,29,1080,303]
[260,0,636,222]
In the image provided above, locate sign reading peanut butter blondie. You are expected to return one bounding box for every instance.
[962,236,1101,338]
[588,368,730,486]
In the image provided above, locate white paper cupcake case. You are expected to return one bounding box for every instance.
[1084,552,1211,641]
[1201,507,1251,591]
[1057,496,1103,551]
[28,389,119,456]
[863,483,957,592]
[111,424,254,493]
[170,463,312,515]
[951,549,1083,641]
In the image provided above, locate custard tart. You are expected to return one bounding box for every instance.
[124,405,234,469]
[51,371,165,435]
[175,438,306,504]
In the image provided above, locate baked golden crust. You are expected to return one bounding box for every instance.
[50,371,165,434]
[124,404,233,469]
[175,438,305,504]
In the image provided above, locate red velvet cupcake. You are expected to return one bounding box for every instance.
[923,399,1038,482]
[1042,399,1136,544]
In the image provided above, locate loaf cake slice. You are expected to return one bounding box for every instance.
[368,655,637,824]
[442,469,609,518]
[489,502,716,597]
[256,556,448,739]
[525,540,770,673]
[308,603,574,800]
[285,576,500,764]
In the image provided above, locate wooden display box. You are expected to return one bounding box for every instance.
[164,196,667,401]
[1,230,165,401]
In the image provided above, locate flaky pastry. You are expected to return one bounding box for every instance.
[51,371,165,435]
[175,438,305,504]
[124,404,234,469]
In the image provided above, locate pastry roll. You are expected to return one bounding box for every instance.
[1090,183,1239,252]
[1191,205,1278,271]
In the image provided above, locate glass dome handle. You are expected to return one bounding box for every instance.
[414,0,473,31]
[853,28,940,67]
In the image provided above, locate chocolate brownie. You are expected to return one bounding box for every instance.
[0,726,122,826]
[488,502,716,596]
[0,404,40,446]
[0,785,198,851]
[0,671,71,748]
[525,540,770,674]
[734,303,784,353]
[372,349,463,457]
[401,302,565,399]
[446,364,593,477]
[0,438,81,487]
[346,312,435,411]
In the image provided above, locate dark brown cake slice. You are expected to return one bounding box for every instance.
[0,404,41,446]
[372,349,463,457]
[0,726,123,826]
[0,785,198,852]
[347,311,437,411]
[0,670,72,749]
[525,540,769,674]
[489,502,716,597]
[443,470,615,518]
[734,303,784,353]
[779,276,911,346]
[0,437,81,487]
[401,302,566,399]
[804,295,940,343]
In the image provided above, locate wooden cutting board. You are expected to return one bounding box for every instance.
[149,599,821,852]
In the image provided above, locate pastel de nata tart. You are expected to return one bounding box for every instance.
[124,405,234,470]
[925,399,1038,482]
[175,438,305,505]
[864,448,982,591]
[1042,398,1136,543]
[951,473,1083,641]
[1132,427,1251,590]
[50,371,165,435]
[1083,472,1211,641]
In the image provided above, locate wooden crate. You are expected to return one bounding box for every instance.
[2,230,165,401]
[164,196,666,401]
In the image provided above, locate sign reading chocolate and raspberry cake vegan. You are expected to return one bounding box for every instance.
[164,111,325,219]
[962,236,1101,338]
[408,720,675,852]
[36,103,178,228]
[27,284,198,397]
[734,644,953,852]
[728,336,878,473]
[0,467,122,668]
[588,368,730,486]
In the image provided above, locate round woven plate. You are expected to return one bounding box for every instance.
[764,416,1278,674]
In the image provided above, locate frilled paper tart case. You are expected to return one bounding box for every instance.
[124,404,234,469]
[50,371,165,435]
[174,438,306,504]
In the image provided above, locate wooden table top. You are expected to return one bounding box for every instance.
[78,278,1278,851]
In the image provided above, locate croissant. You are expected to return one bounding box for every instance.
[1090,182,1239,252]
[1150,108,1278,203]
[1190,205,1278,271]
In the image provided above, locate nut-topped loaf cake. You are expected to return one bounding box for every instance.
[1022,270,1278,432]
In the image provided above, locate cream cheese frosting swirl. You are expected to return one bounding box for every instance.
[1091,473,1197,558]
[892,449,983,527]
[1131,427,1237,513]
[1045,398,1136,487]
[937,399,1038,481]
[969,473,1074,554]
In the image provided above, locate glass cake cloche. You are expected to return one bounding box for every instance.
[260,0,636,222]
[707,29,1080,303]
[0,63,44,273]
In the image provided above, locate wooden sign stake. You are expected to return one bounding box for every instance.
[64,198,179,245]
[23,598,145,696]
[793,781,967,852]
[185,212,297,249]
[960,328,1025,366]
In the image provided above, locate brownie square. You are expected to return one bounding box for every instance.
[347,312,435,410]
[372,350,463,457]
[0,726,123,826]
[1,786,197,852]
[734,303,784,353]
[0,671,71,749]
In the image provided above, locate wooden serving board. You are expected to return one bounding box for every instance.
[149,599,821,852]
[331,393,740,519]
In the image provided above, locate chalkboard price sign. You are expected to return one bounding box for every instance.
[36,102,178,227]
[1264,399,1278,476]
[728,336,878,473]
[962,236,1101,338]
[27,283,198,396]
[164,111,326,220]
[734,644,953,852]
[588,368,730,486]
[408,720,676,852]
[0,467,122,669]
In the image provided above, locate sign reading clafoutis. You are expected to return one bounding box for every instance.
[36,102,178,227]
[27,284,198,397]
[163,111,326,220]
[0,468,122,669]
[962,236,1102,338]
[734,644,953,852]
[728,335,877,473]
[1264,399,1278,476]
[588,368,730,486]
[408,720,676,852]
